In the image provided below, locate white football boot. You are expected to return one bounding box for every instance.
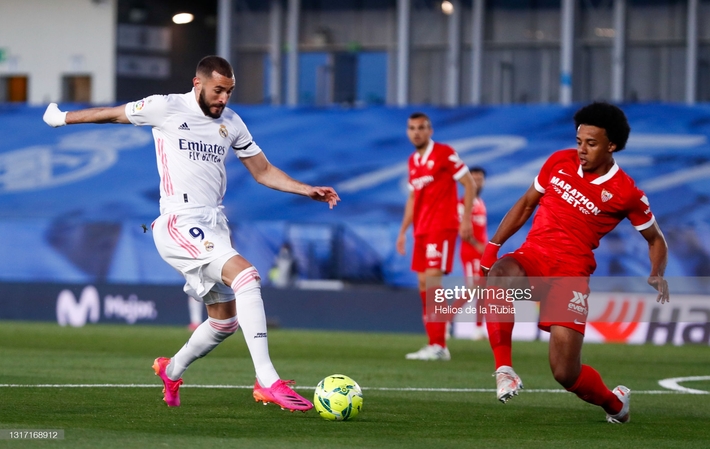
[405,344,451,361]
[494,365,524,403]
[606,385,631,423]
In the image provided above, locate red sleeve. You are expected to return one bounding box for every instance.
[534,150,570,193]
[442,144,468,180]
[626,187,655,231]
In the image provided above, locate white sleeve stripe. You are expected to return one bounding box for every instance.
[453,165,469,180]
[634,215,656,231]
[533,176,545,193]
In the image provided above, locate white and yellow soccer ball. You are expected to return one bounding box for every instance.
[313,374,363,421]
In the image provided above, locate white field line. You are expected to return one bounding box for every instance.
[0,384,705,394]
[657,376,710,395]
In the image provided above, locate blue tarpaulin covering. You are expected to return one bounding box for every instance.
[1,103,709,287]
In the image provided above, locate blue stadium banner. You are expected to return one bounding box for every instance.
[1,104,709,288]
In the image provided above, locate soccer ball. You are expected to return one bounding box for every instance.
[313,374,363,421]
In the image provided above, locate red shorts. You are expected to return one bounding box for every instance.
[412,230,457,274]
[502,247,590,335]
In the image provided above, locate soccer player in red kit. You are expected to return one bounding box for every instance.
[480,102,669,422]
[457,167,488,340]
[396,112,476,361]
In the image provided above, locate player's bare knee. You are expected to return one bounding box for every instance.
[222,255,254,286]
[488,259,529,291]
[488,257,526,278]
[417,275,427,292]
[550,363,580,389]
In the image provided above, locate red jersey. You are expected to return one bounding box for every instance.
[458,197,487,260]
[408,141,468,236]
[523,149,655,275]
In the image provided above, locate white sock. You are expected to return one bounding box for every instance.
[231,267,279,387]
[188,296,204,325]
[167,315,238,380]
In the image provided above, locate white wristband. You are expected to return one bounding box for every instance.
[43,103,67,127]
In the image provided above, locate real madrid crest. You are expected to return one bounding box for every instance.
[204,241,214,252]
[601,189,613,202]
[218,124,228,138]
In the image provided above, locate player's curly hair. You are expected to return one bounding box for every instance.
[196,55,234,79]
[573,102,630,152]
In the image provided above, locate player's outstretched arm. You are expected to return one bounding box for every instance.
[640,221,670,304]
[489,183,541,245]
[43,103,130,127]
[241,152,340,209]
[481,183,542,272]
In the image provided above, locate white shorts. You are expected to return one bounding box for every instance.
[152,206,238,304]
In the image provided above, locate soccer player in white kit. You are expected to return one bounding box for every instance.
[43,56,340,412]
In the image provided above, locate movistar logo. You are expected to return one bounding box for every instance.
[56,286,100,327]
[56,285,158,326]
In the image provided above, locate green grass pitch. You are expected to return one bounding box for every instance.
[0,321,708,448]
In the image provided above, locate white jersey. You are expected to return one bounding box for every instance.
[125,89,262,215]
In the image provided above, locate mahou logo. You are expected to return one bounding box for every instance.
[56,286,101,327]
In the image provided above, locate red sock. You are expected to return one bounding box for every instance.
[566,365,622,414]
[425,322,447,347]
[475,299,484,327]
[486,319,513,368]
[420,290,447,347]
[485,294,514,368]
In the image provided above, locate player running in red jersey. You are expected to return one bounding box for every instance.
[397,112,476,361]
[480,102,669,423]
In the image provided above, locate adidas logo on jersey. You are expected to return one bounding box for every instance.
[178,122,190,130]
